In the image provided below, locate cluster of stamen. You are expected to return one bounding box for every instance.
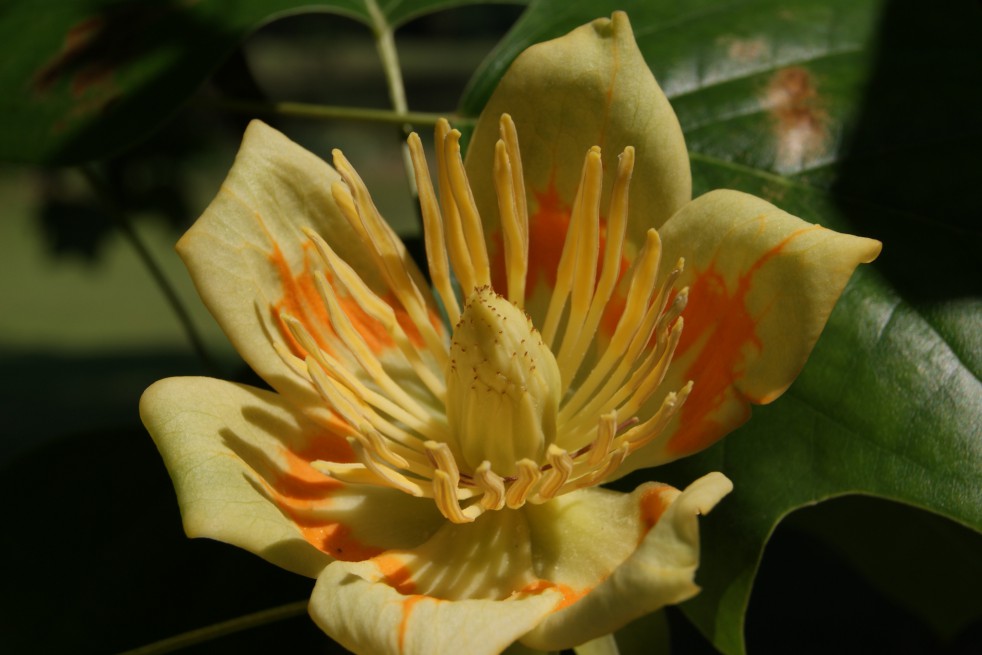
[272,115,691,523]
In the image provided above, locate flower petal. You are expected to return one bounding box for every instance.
[140,377,444,576]
[177,120,439,424]
[466,11,690,311]
[625,190,881,471]
[309,559,563,655]
[521,473,732,650]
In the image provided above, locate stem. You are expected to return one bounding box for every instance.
[80,165,217,375]
[366,0,420,204]
[213,98,467,128]
[115,600,308,655]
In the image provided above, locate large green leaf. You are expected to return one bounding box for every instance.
[0,0,520,165]
[461,1,982,653]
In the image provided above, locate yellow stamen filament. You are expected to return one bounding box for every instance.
[540,146,601,349]
[435,118,477,295]
[407,132,461,325]
[559,147,633,385]
[493,140,528,306]
[331,152,448,369]
[554,149,602,382]
[557,231,666,432]
[301,114,694,523]
[443,129,491,290]
[305,227,447,403]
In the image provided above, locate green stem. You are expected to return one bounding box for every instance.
[80,165,217,375]
[115,600,308,655]
[213,98,467,128]
[366,0,420,205]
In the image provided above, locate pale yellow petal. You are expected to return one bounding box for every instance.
[177,120,437,423]
[140,377,443,575]
[522,473,732,650]
[310,558,562,655]
[466,12,690,320]
[624,190,881,470]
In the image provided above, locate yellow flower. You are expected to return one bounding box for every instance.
[141,12,880,655]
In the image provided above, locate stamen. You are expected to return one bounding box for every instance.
[619,381,693,453]
[304,119,699,520]
[425,441,461,486]
[433,470,472,523]
[555,148,603,384]
[560,147,633,384]
[331,151,448,367]
[407,132,461,325]
[349,436,427,497]
[314,271,439,422]
[313,460,424,491]
[499,115,528,232]
[305,227,447,403]
[443,129,491,289]
[305,358,434,461]
[301,342,446,443]
[614,316,685,421]
[540,146,602,349]
[434,118,476,296]
[504,459,541,508]
[475,461,506,511]
[493,139,528,306]
[535,445,574,501]
[558,229,663,428]
[588,412,618,466]
[358,425,410,469]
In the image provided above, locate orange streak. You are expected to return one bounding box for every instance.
[398,596,426,653]
[490,182,629,322]
[373,554,417,595]
[639,483,675,531]
[257,434,381,561]
[669,225,821,455]
[268,240,403,357]
[517,579,584,611]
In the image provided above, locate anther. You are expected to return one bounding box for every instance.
[504,459,541,508]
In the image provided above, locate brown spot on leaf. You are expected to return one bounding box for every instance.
[31,3,189,132]
[33,17,106,95]
[725,37,768,62]
[765,66,830,172]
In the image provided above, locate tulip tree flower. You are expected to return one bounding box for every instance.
[141,12,880,655]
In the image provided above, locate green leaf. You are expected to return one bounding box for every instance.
[462,0,982,653]
[0,0,522,165]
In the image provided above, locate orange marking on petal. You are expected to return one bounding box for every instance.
[269,241,332,358]
[517,579,585,611]
[389,293,444,347]
[640,483,675,531]
[669,224,822,455]
[490,181,629,306]
[256,434,379,561]
[269,240,400,357]
[398,595,426,653]
[299,523,381,562]
[374,554,417,595]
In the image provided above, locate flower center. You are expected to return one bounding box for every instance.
[279,114,693,524]
[447,286,560,476]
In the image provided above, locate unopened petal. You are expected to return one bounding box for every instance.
[466,12,690,319]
